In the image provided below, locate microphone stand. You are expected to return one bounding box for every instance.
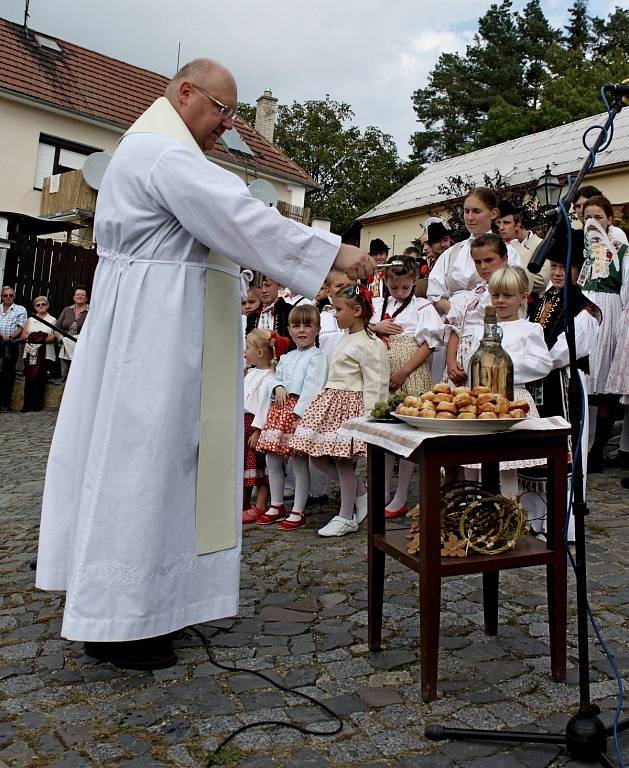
[425,88,627,765]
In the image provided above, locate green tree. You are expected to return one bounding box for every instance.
[273,96,408,234]
[237,102,256,125]
[409,1,629,163]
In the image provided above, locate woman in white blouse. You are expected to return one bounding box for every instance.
[428,187,521,316]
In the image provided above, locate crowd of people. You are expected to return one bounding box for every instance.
[241,184,629,537]
[0,286,89,412]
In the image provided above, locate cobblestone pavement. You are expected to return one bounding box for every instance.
[1,411,628,768]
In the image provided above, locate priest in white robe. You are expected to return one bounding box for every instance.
[35,59,374,670]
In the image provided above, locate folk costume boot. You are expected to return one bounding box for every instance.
[84,634,177,671]
[587,413,617,473]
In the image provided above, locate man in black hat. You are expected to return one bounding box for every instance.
[426,221,454,264]
[497,200,548,296]
[369,238,390,266]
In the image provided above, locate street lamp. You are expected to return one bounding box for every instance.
[535,165,562,209]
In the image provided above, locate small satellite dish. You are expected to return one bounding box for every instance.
[248,179,278,207]
[82,151,112,191]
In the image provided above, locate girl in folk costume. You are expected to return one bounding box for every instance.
[242,329,289,524]
[578,196,629,471]
[370,255,445,520]
[371,255,444,395]
[446,233,508,386]
[255,305,329,530]
[317,268,350,359]
[292,284,390,537]
[464,266,552,496]
[427,187,521,316]
[521,231,601,538]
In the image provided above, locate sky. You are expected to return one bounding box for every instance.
[3,0,617,158]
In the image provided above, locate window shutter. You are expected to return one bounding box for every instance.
[59,148,88,170]
[34,142,56,190]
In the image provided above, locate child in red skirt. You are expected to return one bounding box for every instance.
[255,305,329,530]
[242,329,289,523]
[291,284,390,537]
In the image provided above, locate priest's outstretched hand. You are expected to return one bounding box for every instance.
[333,244,376,282]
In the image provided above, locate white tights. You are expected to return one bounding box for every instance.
[266,454,310,515]
[384,455,415,511]
[311,455,366,520]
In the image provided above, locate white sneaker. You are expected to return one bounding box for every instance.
[317,515,358,537]
[354,493,368,524]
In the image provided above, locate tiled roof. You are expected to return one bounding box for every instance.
[0,17,316,189]
[359,107,629,222]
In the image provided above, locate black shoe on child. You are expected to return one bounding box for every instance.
[84,636,178,671]
[620,477,629,490]
[606,450,629,469]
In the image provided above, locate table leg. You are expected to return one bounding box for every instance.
[419,450,442,702]
[546,449,567,682]
[483,572,499,635]
[368,446,385,652]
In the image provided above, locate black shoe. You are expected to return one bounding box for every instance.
[606,450,629,468]
[621,477,629,490]
[84,636,178,670]
[29,559,37,571]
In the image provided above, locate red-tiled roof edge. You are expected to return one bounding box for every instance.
[0,16,318,190]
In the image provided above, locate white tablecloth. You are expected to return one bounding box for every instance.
[338,416,571,458]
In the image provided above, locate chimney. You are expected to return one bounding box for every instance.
[255,89,278,143]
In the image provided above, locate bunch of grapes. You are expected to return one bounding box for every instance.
[371,391,408,420]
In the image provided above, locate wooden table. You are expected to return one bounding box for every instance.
[366,426,570,702]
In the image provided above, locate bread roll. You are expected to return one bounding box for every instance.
[453,393,473,408]
[434,393,454,403]
[479,402,498,414]
[478,411,498,419]
[509,399,530,413]
[436,401,457,414]
[477,393,497,406]
[432,383,452,394]
[421,392,438,403]
[453,386,472,395]
[509,409,527,419]
[458,404,478,415]
[472,386,491,396]
[436,411,456,419]
[457,412,476,419]
[419,409,436,418]
[495,397,511,415]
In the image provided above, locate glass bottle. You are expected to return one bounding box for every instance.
[469,305,514,399]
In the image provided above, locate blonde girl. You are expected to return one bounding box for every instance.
[292,284,389,537]
[242,329,278,523]
[255,305,328,530]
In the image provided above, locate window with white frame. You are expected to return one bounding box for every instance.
[33,134,101,190]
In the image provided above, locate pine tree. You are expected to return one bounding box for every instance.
[563,0,592,53]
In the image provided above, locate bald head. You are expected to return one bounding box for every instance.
[165,58,238,151]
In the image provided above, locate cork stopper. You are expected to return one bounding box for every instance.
[484,305,497,321]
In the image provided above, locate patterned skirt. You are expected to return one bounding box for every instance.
[388,334,433,395]
[244,412,267,487]
[256,394,302,456]
[606,301,629,403]
[582,290,621,395]
[290,388,366,458]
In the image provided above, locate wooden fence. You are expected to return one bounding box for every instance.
[3,235,98,317]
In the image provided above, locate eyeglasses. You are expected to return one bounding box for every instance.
[190,83,237,120]
[2,294,14,298]
[34,302,47,307]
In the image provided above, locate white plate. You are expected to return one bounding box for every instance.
[394,413,526,433]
